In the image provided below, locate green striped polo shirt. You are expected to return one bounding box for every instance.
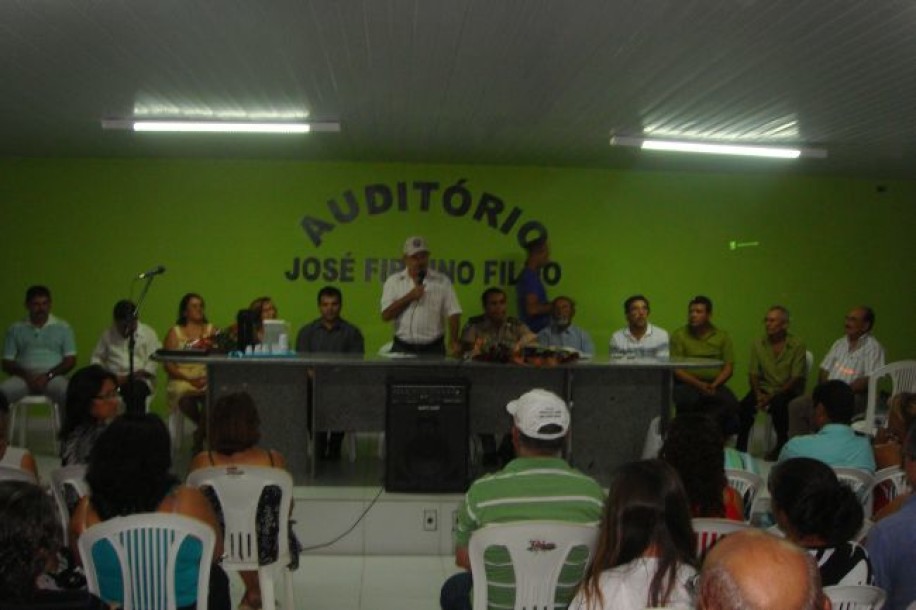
[455,456,605,609]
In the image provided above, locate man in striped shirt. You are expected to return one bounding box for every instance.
[440,388,605,610]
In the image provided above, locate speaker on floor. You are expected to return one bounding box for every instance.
[385,378,469,493]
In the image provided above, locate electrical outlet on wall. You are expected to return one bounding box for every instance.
[423,508,438,531]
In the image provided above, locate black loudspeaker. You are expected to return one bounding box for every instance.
[385,379,469,493]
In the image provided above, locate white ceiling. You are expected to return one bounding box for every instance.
[3,0,916,177]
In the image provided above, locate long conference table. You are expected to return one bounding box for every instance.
[157,353,715,487]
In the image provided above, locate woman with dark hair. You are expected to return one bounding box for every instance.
[163,293,216,452]
[571,459,697,610]
[189,391,289,610]
[0,480,104,609]
[70,414,229,610]
[660,413,743,520]
[59,365,120,466]
[769,457,874,587]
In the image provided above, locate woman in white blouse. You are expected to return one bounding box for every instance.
[571,459,698,610]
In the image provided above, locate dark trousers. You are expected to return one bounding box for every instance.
[672,383,740,435]
[737,390,797,453]
[392,336,446,355]
[440,571,472,610]
[118,379,151,415]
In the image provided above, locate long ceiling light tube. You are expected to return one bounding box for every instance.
[101,118,340,134]
[610,135,826,159]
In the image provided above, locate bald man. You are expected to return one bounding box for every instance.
[698,530,830,610]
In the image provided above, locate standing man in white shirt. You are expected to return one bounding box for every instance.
[91,299,161,414]
[381,236,462,356]
[788,305,885,439]
[610,294,670,358]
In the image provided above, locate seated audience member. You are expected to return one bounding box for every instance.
[770,457,873,586]
[58,365,120,466]
[669,296,739,429]
[788,306,885,438]
[1,285,76,410]
[70,414,230,610]
[190,391,295,610]
[296,286,364,460]
[660,413,743,520]
[874,392,916,470]
[866,420,916,610]
[0,394,38,479]
[460,287,536,358]
[440,389,605,610]
[0,480,105,609]
[778,380,876,472]
[90,299,161,415]
[609,295,669,359]
[570,459,697,610]
[163,292,216,453]
[697,529,830,610]
[536,296,595,356]
[736,305,807,459]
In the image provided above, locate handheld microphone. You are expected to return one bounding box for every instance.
[417,269,427,285]
[137,265,166,279]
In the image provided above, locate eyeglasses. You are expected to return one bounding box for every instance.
[94,390,120,401]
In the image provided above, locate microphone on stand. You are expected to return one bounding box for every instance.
[137,265,166,279]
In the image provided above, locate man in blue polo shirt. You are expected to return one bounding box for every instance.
[778,379,875,472]
[1,285,76,408]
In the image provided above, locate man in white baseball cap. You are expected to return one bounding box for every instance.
[380,236,463,355]
[441,388,604,610]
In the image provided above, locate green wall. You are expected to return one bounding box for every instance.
[2,157,914,413]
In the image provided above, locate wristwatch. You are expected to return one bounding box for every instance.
[46,371,55,380]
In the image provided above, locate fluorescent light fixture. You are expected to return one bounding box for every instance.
[101,118,340,134]
[610,135,826,160]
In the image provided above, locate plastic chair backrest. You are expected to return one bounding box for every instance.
[725,468,763,521]
[834,468,876,517]
[641,416,662,459]
[864,360,916,436]
[0,464,38,483]
[185,465,293,570]
[468,521,598,610]
[49,464,89,545]
[692,518,752,559]
[823,584,887,610]
[78,512,214,610]
[871,466,908,516]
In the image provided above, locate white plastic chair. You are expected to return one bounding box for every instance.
[823,584,886,609]
[468,521,598,610]
[692,518,752,558]
[49,464,88,545]
[78,513,214,610]
[871,466,909,516]
[186,465,295,610]
[641,416,663,459]
[834,468,876,517]
[0,464,38,483]
[725,468,763,521]
[8,395,60,452]
[860,360,916,436]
